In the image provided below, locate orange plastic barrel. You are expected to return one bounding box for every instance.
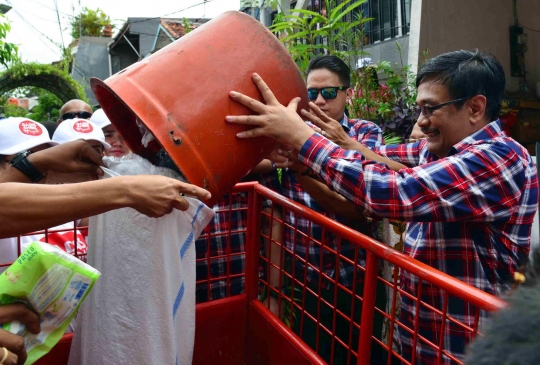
[91,11,308,205]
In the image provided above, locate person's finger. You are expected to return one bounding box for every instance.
[225,114,267,126]
[286,97,301,112]
[2,347,18,365]
[252,73,279,105]
[172,197,189,211]
[80,142,105,168]
[236,128,266,139]
[0,330,25,365]
[308,102,334,122]
[229,91,267,114]
[268,149,288,163]
[176,182,211,201]
[301,109,326,130]
[0,304,39,335]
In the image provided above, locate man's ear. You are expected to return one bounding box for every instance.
[469,95,488,125]
[346,87,354,101]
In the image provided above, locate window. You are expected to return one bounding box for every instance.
[357,0,411,44]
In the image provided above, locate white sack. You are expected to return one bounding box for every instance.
[68,155,214,365]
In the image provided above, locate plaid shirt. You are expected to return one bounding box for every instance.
[195,171,278,302]
[195,192,248,302]
[299,120,538,364]
[262,116,383,287]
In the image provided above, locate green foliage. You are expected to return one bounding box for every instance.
[270,0,371,77]
[26,89,63,122]
[71,7,114,39]
[0,14,19,68]
[182,18,193,35]
[4,63,88,103]
[2,103,27,118]
[271,0,420,139]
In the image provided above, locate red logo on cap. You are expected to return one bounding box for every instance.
[19,121,43,136]
[73,120,93,133]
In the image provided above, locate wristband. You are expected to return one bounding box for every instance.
[9,151,45,183]
[300,167,313,176]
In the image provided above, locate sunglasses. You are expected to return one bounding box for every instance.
[61,111,93,120]
[413,97,472,118]
[307,86,348,101]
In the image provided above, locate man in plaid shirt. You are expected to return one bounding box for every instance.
[226,50,539,364]
[260,55,384,363]
[261,55,383,287]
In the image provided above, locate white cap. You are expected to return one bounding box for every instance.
[89,108,111,129]
[0,117,59,155]
[356,57,373,69]
[52,118,111,149]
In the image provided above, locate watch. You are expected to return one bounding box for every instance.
[9,151,45,183]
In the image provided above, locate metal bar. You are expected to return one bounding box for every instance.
[357,251,379,365]
[244,186,261,302]
[122,34,141,59]
[254,184,507,313]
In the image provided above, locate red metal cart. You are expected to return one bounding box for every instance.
[5,183,506,365]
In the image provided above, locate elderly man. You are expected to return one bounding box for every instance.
[226,50,538,363]
[57,99,93,124]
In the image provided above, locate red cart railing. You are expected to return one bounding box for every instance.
[2,182,506,365]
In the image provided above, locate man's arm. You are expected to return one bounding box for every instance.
[0,175,211,238]
[295,173,364,221]
[299,134,532,222]
[225,74,534,222]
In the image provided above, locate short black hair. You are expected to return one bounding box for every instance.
[306,55,351,87]
[416,50,505,121]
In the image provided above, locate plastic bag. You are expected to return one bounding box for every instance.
[103,153,184,181]
[0,242,100,364]
[68,153,214,365]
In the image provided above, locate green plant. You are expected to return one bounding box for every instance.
[0,14,19,68]
[26,88,63,122]
[270,0,371,77]
[71,7,114,39]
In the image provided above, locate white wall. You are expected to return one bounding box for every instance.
[415,0,540,92]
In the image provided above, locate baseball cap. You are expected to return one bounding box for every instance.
[52,118,111,149]
[0,117,59,155]
[356,57,373,69]
[89,108,111,129]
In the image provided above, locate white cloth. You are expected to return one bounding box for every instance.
[68,197,213,365]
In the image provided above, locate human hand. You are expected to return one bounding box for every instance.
[0,303,40,365]
[124,175,211,217]
[226,73,315,150]
[29,140,105,178]
[301,102,354,149]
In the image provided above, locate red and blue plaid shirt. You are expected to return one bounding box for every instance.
[299,120,538,364]
[262,116,383,287]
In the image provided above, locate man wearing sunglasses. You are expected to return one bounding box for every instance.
[260,55,385,363]
[57,99,93,124]
[227,50,538,364]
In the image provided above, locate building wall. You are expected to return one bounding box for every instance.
[416,0,540,92]
[71,36,112,106]
[364,35,409,68]
[129,18,162,57]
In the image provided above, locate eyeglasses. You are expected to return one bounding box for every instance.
[307,86,348,101]
[61,111,93,120]
[413,97,472,118]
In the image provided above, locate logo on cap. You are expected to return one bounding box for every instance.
[74,120,93,133]
[19,121,43,136]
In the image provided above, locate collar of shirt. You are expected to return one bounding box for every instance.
[446,119,503,157]
[339,114,351,133]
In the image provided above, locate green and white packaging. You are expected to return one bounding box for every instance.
[0,241,101,364]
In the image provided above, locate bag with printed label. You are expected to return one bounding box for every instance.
[0,242,100,364]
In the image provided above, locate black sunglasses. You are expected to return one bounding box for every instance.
[414,97,472,118]
[61,111,93,120]
[307,86,348,101]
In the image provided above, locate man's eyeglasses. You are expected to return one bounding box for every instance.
[413,97,472,118]
[308,86,348,101]
[61,111,93,120]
